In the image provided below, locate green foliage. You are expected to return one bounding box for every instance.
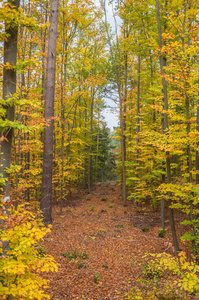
[141,252,199,297]
[99,228,106,233]
[79,252,88,260]
[93,127,118,182]
[61,248,88,261]
[143,260,162,279]
[116,224,124,228]
[90,205,95,211]
[158,229,166,238]
[93,273,99,283]
[61,248,78,261]
[158,252,199,296]
[35,243,46,258]
[141,227,149,232]
[77,262,85,269]
[0,204,58,300]
[101,197,107,202]
[126,252,198,299]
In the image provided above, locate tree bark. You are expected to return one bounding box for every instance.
[0,0,20,202]
[156,0,179,253]
[41,0,59,225]
[88,88,94,193]
[135,54,141,206]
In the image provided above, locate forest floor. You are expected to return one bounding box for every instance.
[42,182,198,300]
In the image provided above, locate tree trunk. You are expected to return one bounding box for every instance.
[156,0,179,253]
[41,0,59,225]
[196,94,199,186]
[88,88,94,193]
[196,87,199,216]
[0,0,20,203]
[135,54,141,206]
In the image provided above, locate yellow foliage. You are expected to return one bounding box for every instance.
[0,204,58,300]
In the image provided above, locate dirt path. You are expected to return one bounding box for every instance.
[43,182,183,300]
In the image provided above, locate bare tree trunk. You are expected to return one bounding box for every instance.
[88,88,94,193]
[60,12,67,215]
[83,105,87,188]
[41,0,59,225]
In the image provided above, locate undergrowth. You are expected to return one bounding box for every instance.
[126,252,199,299]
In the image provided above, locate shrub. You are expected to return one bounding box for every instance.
[158,252,199,296]
[0,204,58,300]
[141,227,149,232]
[158,228,166,237]
[143,260,163,279]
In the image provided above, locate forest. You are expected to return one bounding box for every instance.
[0,0,199,299]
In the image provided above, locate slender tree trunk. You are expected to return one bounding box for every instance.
[156,0,179,253]
[83,105,87,188]
[196,86,199,191]
[96,127,99,181]
[135,54,140,206]
[196,89,199,233]
[41,0,59,225]
[60,17,67,215]
[88,88,94,193]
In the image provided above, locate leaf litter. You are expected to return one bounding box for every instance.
[42,182,196,299]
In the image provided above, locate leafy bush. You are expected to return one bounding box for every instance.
[0,204,58,300]
[138,252,199,297]
[143,260,162,279]
[158,252,199,296]
[158,229,166,237]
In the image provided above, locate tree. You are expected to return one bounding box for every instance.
[155,0,179,254]
[0,0,20,202]
[41,0,59,225]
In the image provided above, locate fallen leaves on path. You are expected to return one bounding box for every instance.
[42,182,189,300]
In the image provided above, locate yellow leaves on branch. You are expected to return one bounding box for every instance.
[0,204,58,300]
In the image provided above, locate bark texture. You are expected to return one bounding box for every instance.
[0,0,20,199]
[41,0,59,225]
